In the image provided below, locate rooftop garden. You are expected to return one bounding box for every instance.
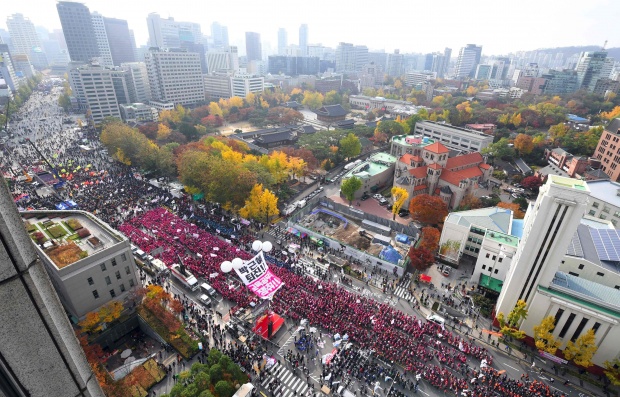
[45,242,88,268]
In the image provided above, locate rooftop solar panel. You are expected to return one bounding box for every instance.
[590,228,620,262]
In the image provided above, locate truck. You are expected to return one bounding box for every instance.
[283,204,298,215]
[170,263,199,291]
[344,159,362,171]
[150,258,169,275]
[297,199,307,209]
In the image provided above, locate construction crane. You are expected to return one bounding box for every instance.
[25,137,65,190]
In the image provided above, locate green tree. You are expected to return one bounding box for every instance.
[563,329,598,368]
[214,380,234,397]
[324,90,343,106]
[301,90,324,109]
[58,92,71,112]
[339,133,361,160]
[496,300,527,339]
[533,315,562,354]
[376,120,405,138]
[209,364,223,383]
[207,349,222,366]
[341,177,362,206]
[482,137,516,159]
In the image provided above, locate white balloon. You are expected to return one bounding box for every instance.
[262,241,273,253]
[252,240,262,251]
[220,261,233,273]
[232,257,244,269]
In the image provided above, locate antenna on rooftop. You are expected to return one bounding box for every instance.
[602,40,608,51]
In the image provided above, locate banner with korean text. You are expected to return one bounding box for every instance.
[234,251,284,299]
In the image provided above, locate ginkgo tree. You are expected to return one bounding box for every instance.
[391,187,409,220]
[239,184,280,226]
[496,300,528,339]
[533,315,562,354]
[563,329,598,368]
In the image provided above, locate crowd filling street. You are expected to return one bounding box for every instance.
[1,84,579,397]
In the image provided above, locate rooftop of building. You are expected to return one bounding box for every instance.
[586,179,620,208]
[21,210,126,270]
[604,118,620,134]
[547,271,620,317]
[511,219,524,239]
[537,164,569,178]
[416,120,493,138]
[548,174,588,191]
[349,95,413,105]
[445,206,514,235]
[567,114,589,123]
[485,229,519,248]
[425,142,450,154]
[391,134,435,148]
[343,153,397,180]
[584,169,610,180]
[566,221,620,274]
[314,104,347,117]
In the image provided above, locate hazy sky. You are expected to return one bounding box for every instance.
[1,0,618,56]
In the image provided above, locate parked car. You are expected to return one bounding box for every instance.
[511,193,521,199]
[373,194,383,200]
[399,209,410,217]
[379,198,388,206]
[387,204,393,211]
[361,194,370,201]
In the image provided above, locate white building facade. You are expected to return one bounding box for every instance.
[145,48,205,106]
[414,120,494,152]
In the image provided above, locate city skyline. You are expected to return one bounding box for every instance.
[1,0,618,56]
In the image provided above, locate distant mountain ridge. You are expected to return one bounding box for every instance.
[525,45,620,60]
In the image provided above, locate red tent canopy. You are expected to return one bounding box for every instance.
[419,274,432,283]
[253,311,285,340]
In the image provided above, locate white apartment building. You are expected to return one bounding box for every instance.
[495,176,620,368]
[146,13,202,48]
[231,74,264,98]
[349,95,417,112]
[69,63,121,125]
[90,12,114,68]
[6,13,48,69]
[414,120,494,152]
[405,71,436,87]
[471,230,519,295]
[145,48,205,106]
[22,210,139,320]
[119,103,158,123]
[121,62,152,103]
[207,47,238,73]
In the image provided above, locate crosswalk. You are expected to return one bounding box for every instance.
[393,279,414,301]
[261,362,310,397]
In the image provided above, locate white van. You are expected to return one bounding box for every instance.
[200,282,216,296]
[426,314,446,326]
[135,249,147,261]
[199,294,212,307]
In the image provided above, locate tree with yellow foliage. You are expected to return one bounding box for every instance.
[514,133,534,155]
[209,102,223,117]
[533,315,562,354]
[510,112,522,127]
[496,300,527,340]
[239,184,280,225]
[391,187,409,220]
[302,90,324,109]
[604,357,620,386]
[79,311,102,333]
[563,329,598,368]
[601,106,620,121]
[156,123,171,140]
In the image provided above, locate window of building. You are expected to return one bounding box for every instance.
[555,308,564,324]
[494,269,499,274]
[129,279,135,288]
[87,277,94,285]
[115,271,121,280]
[592,202,599,208]
[492,255,496,260]
[498,257,503,263]
[105,276,111,285]
[592,322,601,334]
[558,313,576,338]
[121,253,127,262]
[111,258,117,267]
[571,317,589,342]
[486,253,490,258]
[125,266,131,275]
[482,265,486,270]
[588,210,596,216]
[597,272,604,277]
[578,264,584,270]
[100,263,106,271]
[92,290,99,299]
[119,283,125,293]
[110,289,116,298]
[568,272,579,277]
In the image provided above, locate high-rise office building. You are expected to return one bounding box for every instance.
[56,1,99,63]
[206,46,238,73]
[6,13,48,69]
[69,62,121,124]
[299,24,308,56]
[145,47,205,106]
[121,62,152,103]
[455,44,482,79]
[575,51,614,92]
[146,13,201,48]
[90,12,113,67]
[335,42,368,72]
[245,32,262,62]
[103,17,134,65]
[0,179,106,397]
[210,22,229,50]
[386,50,404,77]
[278,28,288,56]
